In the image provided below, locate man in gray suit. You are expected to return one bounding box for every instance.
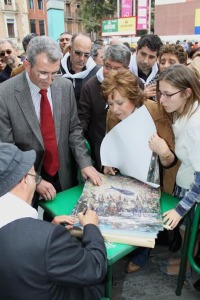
[0,36,101,207]
[0,142,107,300]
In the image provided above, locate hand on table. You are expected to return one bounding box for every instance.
[36,179,56,201]
[81,166,102,186]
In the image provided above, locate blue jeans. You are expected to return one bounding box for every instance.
[130,247,150,267]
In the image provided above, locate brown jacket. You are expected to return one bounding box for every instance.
[11,64,25,77]
[106,99,179,194]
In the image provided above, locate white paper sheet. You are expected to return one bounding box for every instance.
[100,105,160,188]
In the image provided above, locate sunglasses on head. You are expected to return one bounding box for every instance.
[60,38,70,42]
[0,49,12,57]
[73,49,90,58]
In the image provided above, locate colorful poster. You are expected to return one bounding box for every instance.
[137,0,148,30]
[71,174,163,247]
[195,8,200,34]
[121,0,133,17]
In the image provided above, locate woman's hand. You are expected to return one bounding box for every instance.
[148,133,175,167]
[103,166,118,175]
[162,209,182,230]
[148,133,169,156]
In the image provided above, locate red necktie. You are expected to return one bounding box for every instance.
[40,89,59,176]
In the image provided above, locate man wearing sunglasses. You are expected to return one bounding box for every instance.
[0,36,102,211]
[0,39,22,83]
[60,33,100,104]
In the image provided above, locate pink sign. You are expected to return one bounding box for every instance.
[137,0,148,30]
[121,0,133,17]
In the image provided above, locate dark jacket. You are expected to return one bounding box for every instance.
[0,218,107,300]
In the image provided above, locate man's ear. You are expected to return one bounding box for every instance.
[68,46,72,54]
[23,59,31,72]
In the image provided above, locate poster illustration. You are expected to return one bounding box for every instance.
[71,174,163,247]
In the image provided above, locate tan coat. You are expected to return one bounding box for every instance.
[11,65,25,77]
[106,99,180,194]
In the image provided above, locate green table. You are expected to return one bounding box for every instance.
[39,187,179,299]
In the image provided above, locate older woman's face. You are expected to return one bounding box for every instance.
[107,90,135,120]
[159,53,180,73]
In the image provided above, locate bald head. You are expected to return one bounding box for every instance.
[69,33,92,73]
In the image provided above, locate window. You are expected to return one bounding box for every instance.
[4,0,12,5]
[30,19,36,33]
[39,20,45,35]
[37,0,43,10]
[29,0,34,9]
[6,19,14,38]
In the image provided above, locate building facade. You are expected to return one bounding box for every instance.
[0,0,84,49]
[64,0,83,34]
[0,0,48,50]
[47,0,84,42]
[155,0,200,36]
[0,0,29,48]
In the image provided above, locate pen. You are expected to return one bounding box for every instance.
[59,222,69,226]
[83,207,88,215]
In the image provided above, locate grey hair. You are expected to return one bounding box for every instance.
[103,44,131,67]
[91,44,103,59]
[0,39,17,49]
[26,36,62,67]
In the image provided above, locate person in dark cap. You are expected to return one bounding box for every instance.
[0,142,107,300]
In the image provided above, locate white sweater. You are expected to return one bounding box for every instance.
[173,101,200,189]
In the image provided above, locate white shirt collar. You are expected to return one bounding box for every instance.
[0,192,38,228]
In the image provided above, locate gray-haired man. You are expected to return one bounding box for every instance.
[78,44,132,171]
[0,36,101,209]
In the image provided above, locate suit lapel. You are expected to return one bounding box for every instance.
[51,82,61,143]
[15,73,44,147]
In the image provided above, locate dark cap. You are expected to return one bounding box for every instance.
[0,143,36,196]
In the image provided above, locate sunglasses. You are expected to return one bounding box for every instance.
[73,49,90,58]
[0,49,12,57]
[59,38,70,42]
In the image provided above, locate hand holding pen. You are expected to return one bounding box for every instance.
[78,208,99,227]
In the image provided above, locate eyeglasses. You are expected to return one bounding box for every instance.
[37,71,58,80]
[0,49,12,57]
[27,173,42,185]
[157,90,182,99]
[73,49,90,58]
[59,38,70,42]
[103,63,123,71]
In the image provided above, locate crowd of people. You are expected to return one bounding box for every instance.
[0,31,200,297]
